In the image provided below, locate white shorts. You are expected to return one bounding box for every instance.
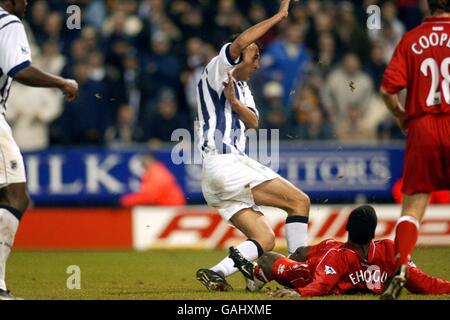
[201,153,279,221]
[0,115,26,188]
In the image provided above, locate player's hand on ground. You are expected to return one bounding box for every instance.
[223,72,238,105]
[61,79,79,102]
[277,0,298,19]
[268,289,300,298]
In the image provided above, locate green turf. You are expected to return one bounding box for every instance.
[6,247,450,300]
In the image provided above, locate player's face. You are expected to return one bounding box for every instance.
[240,44,260,81]
[12,0,27,18]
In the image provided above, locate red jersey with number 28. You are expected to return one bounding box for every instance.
[381,16,450,118]
[272,239,450,297]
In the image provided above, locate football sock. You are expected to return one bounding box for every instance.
[285,215,309,255]
[0,207,20,291]
[394,215,419,267]
[211,239,263,278]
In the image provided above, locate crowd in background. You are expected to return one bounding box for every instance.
[6,0,430,151]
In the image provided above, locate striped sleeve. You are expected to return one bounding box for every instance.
[0,16,32,77]
[205,43,243,91]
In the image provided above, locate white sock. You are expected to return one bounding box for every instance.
[285,215,309,255]
[211,240,262,278]
[0,208,20,291]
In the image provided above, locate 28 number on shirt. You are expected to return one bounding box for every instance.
[420,57,450,106]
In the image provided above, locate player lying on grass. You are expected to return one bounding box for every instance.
[229,205,450,298]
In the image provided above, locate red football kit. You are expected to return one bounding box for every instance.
[271,239,450,297]
[381,16,450,195]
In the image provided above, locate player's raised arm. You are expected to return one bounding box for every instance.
[228,0,296,60]
[13,66,79,102]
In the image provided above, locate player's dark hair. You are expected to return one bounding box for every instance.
[428,0,450,13]
[346,205,377,245]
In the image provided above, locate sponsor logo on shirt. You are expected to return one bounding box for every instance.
[325,265,336,275]
[277,264,285,275]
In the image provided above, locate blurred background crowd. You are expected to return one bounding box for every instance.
[7,0,431,151]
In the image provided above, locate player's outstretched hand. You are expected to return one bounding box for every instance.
[278,0,299,19]
[61,79,79,102]
[268,289,301,298]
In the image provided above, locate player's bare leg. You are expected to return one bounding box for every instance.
[196,208,274,292]
[252,177,310,255]
[0,183,29,300]
[381,193,429,300]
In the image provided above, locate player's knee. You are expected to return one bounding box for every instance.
[255,231,276,252]
[287,192,310,215]
[7,189,30,214]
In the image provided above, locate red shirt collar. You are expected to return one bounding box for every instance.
[343,241,376,262]
[423,16,450,23]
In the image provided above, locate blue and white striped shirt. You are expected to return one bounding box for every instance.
[0,6,32,115]
[196,43,259,155]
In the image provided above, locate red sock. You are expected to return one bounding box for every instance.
[394,216,419,266]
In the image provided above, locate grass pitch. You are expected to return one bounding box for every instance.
[7,247,450,300]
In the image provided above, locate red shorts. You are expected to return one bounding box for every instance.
[403,114,450,195]
[271,257,312,289]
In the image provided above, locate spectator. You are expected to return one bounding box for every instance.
[378,20,403,64]
[335,1,371,63]
[105,104,144,146]
[335,105,376,143]
[315,32,339,77]
[28,0,49,46]
[102,1,143,39]
[368,1,405,46]
[262,22,312,108]
[140,32,182,112]
[293,107,334,141]
[120,154,186,207]
[145,89,189,148]
[33,40,66,75]
[364,41,388,89]
[84,0,107,31]
[182,37,206,120]
[88,50,124,118]
[57,60,111,145]
[122,49,142,113]
[6,83,62,151]
[322,53,374,123]
[260,81,289,139]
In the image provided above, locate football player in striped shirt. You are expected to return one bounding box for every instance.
[195,0,311,292]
